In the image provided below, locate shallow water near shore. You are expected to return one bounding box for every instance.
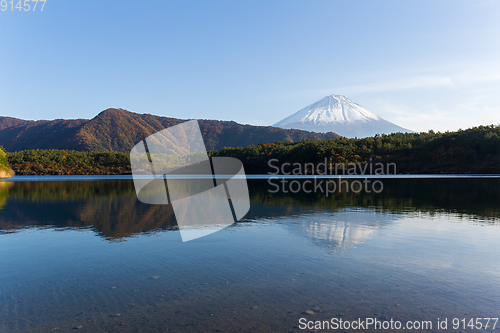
[0,177,499,332]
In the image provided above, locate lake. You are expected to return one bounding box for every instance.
[0,177,499,332]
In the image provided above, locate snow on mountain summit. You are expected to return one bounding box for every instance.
[273,95,412,138]
[277,95,380,125]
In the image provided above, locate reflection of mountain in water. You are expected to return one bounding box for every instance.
[0,197,178,240]
[1,178,500,241]
[279,211,395,253]
[0,181,178,240]
[304,215,378,251]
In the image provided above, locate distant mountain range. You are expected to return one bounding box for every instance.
[274,95,412,138]
[0,109,340,152]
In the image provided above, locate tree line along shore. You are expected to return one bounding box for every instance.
[3,124,500,176]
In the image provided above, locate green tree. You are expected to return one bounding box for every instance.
[0,146,9,170]
[0,146,15,178]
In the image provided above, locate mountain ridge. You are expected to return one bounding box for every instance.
[0,108,341,152]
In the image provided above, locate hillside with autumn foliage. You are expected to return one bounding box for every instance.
[0,109,340,153]
[6,124,500,175]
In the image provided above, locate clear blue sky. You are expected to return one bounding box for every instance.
[1,0,499,132]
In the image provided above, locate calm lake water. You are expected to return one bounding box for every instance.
[1,177,500,332]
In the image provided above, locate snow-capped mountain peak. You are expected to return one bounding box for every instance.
[284,95,380,125]
[273,95,412,138]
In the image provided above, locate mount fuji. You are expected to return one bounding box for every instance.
[273,95,412,138]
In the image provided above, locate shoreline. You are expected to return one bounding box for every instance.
[5,174,500,180]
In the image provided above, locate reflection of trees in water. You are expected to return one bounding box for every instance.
[0,178,499,240]
[248,178,500,221]
[78,198,177,240]
[0,182,13,209]
[0,180,177,240]
[0,197,177,240]
[1,180,136,202]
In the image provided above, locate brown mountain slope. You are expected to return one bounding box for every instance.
[0,118,88,151]
[75,109,183,151]
[0,108,340,152]
[0,117,29,131]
